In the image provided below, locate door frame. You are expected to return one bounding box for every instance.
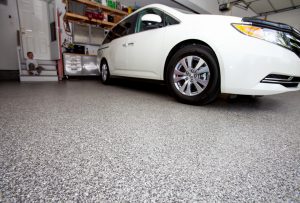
[17,0,53,60]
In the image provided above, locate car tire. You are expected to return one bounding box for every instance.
[100,60,111,84]
[167,44,220,105]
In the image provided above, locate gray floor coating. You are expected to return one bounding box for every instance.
[0,80,299,202]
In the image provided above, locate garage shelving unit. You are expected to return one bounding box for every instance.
[63,0,128,29]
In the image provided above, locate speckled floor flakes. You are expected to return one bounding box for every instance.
[0,80,299,202]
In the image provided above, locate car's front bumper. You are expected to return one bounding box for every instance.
[219,36,300,95]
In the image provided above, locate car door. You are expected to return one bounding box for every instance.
[124,8,166,80]
[105,14,137,74]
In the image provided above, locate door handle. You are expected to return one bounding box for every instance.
[122,43,134,47]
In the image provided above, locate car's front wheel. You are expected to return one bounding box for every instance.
[167,44,220,105]
[100,60,111,84]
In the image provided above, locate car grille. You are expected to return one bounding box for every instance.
[261,74,300,88]
[286,29,300,57]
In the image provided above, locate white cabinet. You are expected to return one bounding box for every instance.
[63,53,100,76]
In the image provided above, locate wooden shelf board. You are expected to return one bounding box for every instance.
[64,52,97,56]
[65,12,115,28]
[71,0,128,16]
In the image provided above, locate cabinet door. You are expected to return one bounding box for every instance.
[82,55,99,75]
[64,54,82,75]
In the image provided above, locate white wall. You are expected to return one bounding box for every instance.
[0,0,20,70]
[186,0,256,17]
[0,0,100,71]
[266,8,300,30]
[119,0,188,10]
[119,0,256,16]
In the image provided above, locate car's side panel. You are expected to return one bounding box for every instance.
[122,28,166,79]
[99,6,300,96]
[100,19,226,82]
[156,15,299,95]
[156,22,226,81]
[107,36,128,74]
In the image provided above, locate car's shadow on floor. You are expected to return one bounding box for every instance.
[107,78,282,112]
[108,78,169,96]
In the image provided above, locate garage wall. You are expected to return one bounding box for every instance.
[0,0,20,71]
[119,0,256,17]
[266,8,300,30]
[186,0,256,17]
[119,0,188,10]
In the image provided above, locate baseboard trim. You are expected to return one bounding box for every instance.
[0,70,19,81]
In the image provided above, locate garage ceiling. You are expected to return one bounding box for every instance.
[230,0,300,16]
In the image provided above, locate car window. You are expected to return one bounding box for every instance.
[135,8,164,33]
[165,14,179,26]
[102,14,137,44]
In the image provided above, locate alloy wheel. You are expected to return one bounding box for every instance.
[173,55,210,96]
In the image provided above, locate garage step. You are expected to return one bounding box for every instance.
[20,70,57,76]
[20,64,57,71]
[19,66,58,82]
[17,47,59,82]
[20,75,58,82]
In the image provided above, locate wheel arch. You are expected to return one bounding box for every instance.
[100,57,107,67]
[163,39,221,83]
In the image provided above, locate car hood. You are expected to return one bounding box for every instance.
[183,14,243,25]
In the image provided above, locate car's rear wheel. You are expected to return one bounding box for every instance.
[167,44,220,105]
[100,60,111,84]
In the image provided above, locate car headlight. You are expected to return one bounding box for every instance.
[232,23,291,49]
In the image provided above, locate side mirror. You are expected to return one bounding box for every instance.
[141,14,163,30]
[141,14,162,24]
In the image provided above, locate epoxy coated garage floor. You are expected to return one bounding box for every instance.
[0,80,299,202]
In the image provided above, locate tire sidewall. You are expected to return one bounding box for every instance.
[167,45,220,105]
[100,60,110,84]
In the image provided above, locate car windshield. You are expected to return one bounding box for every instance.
[174,8,194,14]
